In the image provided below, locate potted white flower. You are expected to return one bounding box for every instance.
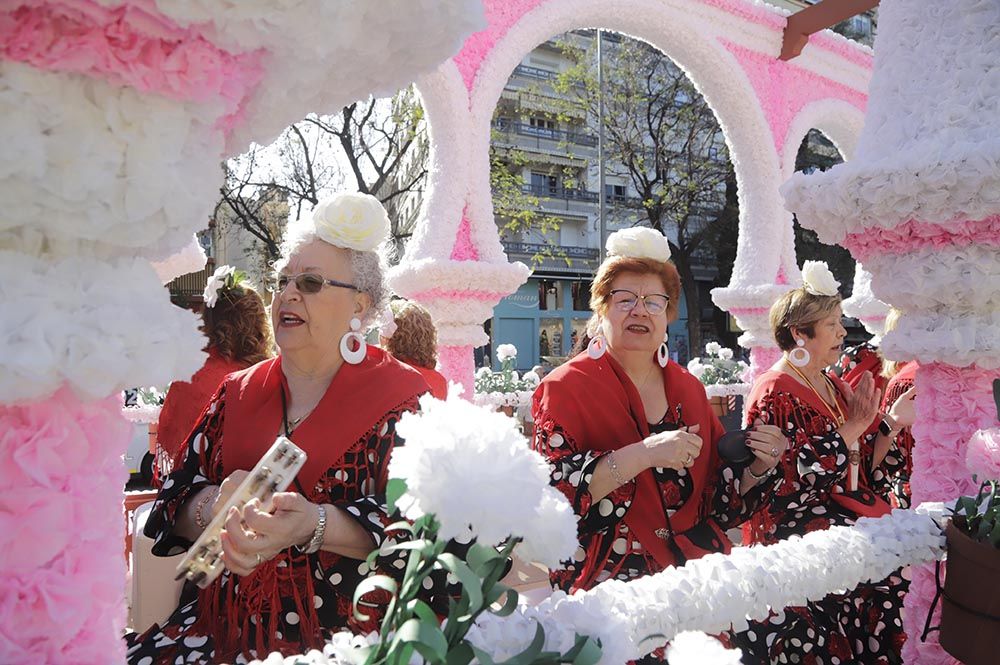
[474,344,541,418]
[686,343,749,418]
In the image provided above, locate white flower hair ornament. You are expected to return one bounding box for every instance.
[203,264,239,308]
[378,302,398,339]
[800,260,841,297]
[606,227,672,263]
[311,192,391,252]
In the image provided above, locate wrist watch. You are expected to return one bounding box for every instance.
[878,413,899,437]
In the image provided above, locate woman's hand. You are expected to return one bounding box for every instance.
[887,386,917,429]
[642,424,703,471]
[746,420,789,474]
[219,493,320,576]
[211,470,249,518]
[841,371,879,442]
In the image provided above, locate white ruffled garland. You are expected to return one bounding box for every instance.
[0,251,207,403]
[121,403,163,424]
[703,383,751,398]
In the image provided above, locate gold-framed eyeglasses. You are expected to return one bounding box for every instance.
[275,272,358,295]
[609,289,670,316]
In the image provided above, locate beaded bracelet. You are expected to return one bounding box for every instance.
[193,487,219,530]
[606,452,628,487]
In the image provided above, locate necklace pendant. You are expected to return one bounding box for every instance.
[654,528,671,540]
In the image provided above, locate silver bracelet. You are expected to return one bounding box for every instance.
[606,452,628,487]
[295,504,327,555]
[747,464,774,481]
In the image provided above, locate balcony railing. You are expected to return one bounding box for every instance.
[522,183,599,202]
[502,241,599,261]
[513,64,559,81]
[167,261,215,299]
[493,119,597,147]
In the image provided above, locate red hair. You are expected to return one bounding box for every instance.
[590,256,682,323]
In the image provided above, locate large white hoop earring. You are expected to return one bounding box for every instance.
[788,339,810,368]
[340,317,367,365]
[657,335,669,368]
[587,334,607,360]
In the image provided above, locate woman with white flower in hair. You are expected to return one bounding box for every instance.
[531,229,787,632]
[126,194,437,664]
[731,261,916,665]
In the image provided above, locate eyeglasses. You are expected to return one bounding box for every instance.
[609,289,670,316]
[275,272,358,295]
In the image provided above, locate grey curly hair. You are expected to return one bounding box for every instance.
[274,218,389,329]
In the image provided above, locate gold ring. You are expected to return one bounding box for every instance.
[685,453,694,466]
[255,553,263,567]
[770,447,779,458]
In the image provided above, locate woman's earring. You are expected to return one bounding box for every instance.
[340,317,367,365]
[788,338,811,367]
[657,334,669,368]
[587,333,607,360]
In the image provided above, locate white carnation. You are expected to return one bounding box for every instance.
[523,371,541,386]
[496,343,518,361]
[605,227,671,262]
[801,260,841,297]
[476,367,492,379]
[686,360,707,379]
[705,342,722,356]
[390,392,563,547]
[515,485,579,568]
[718,348,734,361]
[311,192,390,252]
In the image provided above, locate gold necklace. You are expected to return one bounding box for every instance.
[786,361,846,425]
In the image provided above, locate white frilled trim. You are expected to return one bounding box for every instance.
[0,251,207,404]
[0,62,225,262]
[781,0,1000,243]
[881,312,1000,369]
[390,259,531,347]
[121,404,162,425]
[147,0,486,152]
[867,245,1000,312]
[712,283,793,350]
[841,265,889,338]
[703,383,751,398]
[468,505,946,662]
[151,235,208,284]
[473,391,534,410]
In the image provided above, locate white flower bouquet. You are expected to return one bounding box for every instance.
[474,344,540,411]
[686,343,748,386]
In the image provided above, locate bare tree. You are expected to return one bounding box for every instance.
[215,87,427,270]
[549,33,734,353]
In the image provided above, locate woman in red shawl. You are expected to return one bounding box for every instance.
[732,263,916,665]
[381,299,448,400]
[154,266,273,481]
[125,194,439,664]
[532,228,787,599]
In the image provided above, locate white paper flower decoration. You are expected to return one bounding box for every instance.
[800,260,841,297]
[606,227,672,263]
[496,343,518,361]
[311,192,390,252]
[203,264,236,308]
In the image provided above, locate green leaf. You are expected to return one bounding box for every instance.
[569,636,603,665]
[352,575,397,621]
[499,622,546,665]
[389,618,449,664]
[436,553,484,614]
[489,585,520,617]
[406,598,439,625]
[468,643,497,665]
[386,478,407,514]
[445,643,475,665]
[467,543,503,575]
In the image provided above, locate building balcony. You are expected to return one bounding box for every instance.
[493,119,597,148]
[501,241,599,274]
[512,64,559,81]
[521,183,599,202]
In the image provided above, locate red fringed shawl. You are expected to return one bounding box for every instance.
[195,347,428,659]
[534,352,725,569]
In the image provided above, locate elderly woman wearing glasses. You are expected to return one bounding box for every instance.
[532,228,786,602]
[126,194,435,664]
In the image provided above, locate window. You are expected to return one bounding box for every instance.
[538,279,563,311]
[531,172,559,195]
[604,184,627,201]
[539,318,564,358]
[708,146,719,160]
[525,116,558,139]
[673,90,691,108]
[571,280,592,311]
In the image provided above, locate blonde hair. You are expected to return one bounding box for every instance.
[881,307,905,378]
[770,288,843,351]
[383,300,438,369]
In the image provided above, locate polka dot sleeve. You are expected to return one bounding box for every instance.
[533,420,635,537]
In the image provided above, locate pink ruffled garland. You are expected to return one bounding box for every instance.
[449,213,481,261]
[745,346,782,385]
[966,427,1000,479]
[439,346,476,398]
[0,1,265,115]
[0,388,130,663]
[452,0,545,92]
[845,215,1000,263]
[902,363,1000,665]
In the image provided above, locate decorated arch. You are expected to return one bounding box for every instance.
[393,0,873,392]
